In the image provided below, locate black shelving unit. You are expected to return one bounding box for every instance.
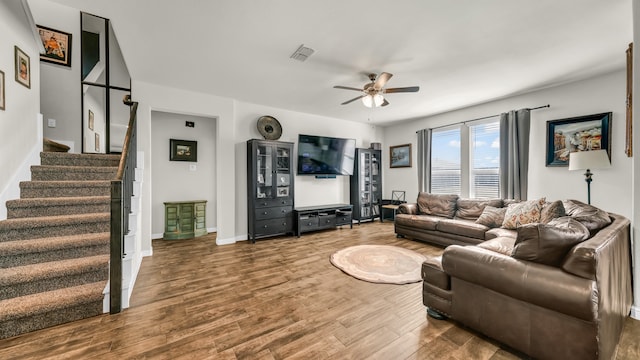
[349,148,382,223]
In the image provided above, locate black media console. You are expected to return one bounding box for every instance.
[294,204,353,236]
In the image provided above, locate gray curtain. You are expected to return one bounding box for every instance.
[417,128,432,193]
[499,109,531,200]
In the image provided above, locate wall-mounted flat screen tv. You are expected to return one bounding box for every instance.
[297,134,356,176]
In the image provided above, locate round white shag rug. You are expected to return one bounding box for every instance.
[330,245,427,284]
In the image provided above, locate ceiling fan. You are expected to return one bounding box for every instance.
[334,72,419,108]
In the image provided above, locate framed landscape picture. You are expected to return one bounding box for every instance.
[37,25,72,67]
[545,112,612,167]
[14,46,30,88]
[170,139,198,162]
[390,144,412,168]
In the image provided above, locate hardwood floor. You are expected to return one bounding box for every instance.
[0,221,639,359]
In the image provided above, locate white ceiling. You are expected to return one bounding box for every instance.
[50,0,633,126]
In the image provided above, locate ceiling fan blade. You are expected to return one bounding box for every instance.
[373,72,393,90]
[334,85,363,92]
[384,86,420,93]
[341,95,365,105]
[381,99,390,107]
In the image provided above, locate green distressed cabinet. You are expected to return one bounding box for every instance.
[163,200,207,240]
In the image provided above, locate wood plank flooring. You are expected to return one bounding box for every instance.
[0,221,639,359]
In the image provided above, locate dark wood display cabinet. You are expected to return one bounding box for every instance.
[247,139,294,243]
[350,148,382,223]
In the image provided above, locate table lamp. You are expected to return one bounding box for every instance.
[568,149,610,204]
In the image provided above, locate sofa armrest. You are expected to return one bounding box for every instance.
[397,203,418,215]
[442,245,596,322]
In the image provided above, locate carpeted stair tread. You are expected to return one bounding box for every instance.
[6,196,110,218]
[0,213,110,242]
[40,152,120,167]
[0,232,109,268]
[31,165,118,181]
[20,180,111,198]
[0,255,109,287]
[0,282,105,322]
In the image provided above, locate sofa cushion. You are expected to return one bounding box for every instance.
[485,227,517,240]
[394,214,440,231]
[540,200,566,224]
[501,198,546,229]
[512,217,590,266]
[477,236,516,256]
[417,193,458,218]
[436,219,489,240]
[562,199,612,234]
[475,206,507,228]
[455,198,503,220]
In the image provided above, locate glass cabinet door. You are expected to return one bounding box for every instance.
[360,152,371,217]
[256,144,273,199]
[275,145,291,198]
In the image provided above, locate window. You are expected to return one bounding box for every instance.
[430,120,500,198]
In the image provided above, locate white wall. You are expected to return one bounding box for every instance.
[150,111,217,237]
[234,101,383,237]
[0,0,41,218]
[29,0,81,151]
[383,69,631,219]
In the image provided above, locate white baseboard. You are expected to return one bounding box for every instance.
[151,233,163,240]
[142,249,153,257]
[630,305,640,320]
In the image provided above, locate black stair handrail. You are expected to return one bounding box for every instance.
[110,94,138,314]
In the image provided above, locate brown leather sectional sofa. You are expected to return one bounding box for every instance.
[396,193,632,360]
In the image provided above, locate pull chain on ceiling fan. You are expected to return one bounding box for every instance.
[334,72,419,108]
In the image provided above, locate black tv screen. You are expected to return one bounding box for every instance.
[297,134,356,176]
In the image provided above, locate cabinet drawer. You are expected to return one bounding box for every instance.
[336,211,352,226]
[299,216,319,232]
[317,215,336,229]
[255,198,294,208]
[255,217,292,236]
[255,206,292,220]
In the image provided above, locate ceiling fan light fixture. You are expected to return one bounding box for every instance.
[362,94,384,108]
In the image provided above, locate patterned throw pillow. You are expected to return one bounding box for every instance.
[501,198,546,229]
[475,206,507,228]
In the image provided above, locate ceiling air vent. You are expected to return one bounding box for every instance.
[290,44,315,62]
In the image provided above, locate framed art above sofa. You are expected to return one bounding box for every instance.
[545,112,612,167]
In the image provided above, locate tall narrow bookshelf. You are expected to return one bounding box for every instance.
[350,148,382,223]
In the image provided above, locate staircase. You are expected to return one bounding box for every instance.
[0,151,119,339]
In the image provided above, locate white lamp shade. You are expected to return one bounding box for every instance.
[568,149,610,171]
[361,94,385,108]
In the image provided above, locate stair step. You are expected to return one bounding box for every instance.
[0,282,105,340]
[20,180,111,198]
[31,165,117,181]
[0,255,109,300]
[0,213,110,242]
[6,196,110,219]
[40,152,120,167]
[0,232,110,268]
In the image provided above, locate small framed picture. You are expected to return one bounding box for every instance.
[170,139,197,162]
[0,70,5,111]
[277,187,289,197]
[37,25,72,67]
[390,144,412,168]
[14,46,30,89]
[95,133,100,152]
[545,112,612,167]
[88,109,94,130]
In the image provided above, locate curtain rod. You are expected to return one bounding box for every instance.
[417,104,551,132]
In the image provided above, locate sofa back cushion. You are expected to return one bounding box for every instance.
[562,199,612,235]
[501,198,546,229]
[455,198,503,220]
[540,200,566,224]
[417,193,458,218]
[512,217,590,266]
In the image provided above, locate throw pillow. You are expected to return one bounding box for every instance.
[475,206,507,228]
[417,193,458,218]
[456,199,503,220]
[512,217,590,266]
[540,200,566,224]
[562,199,612,234]
[501,198,546,229]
